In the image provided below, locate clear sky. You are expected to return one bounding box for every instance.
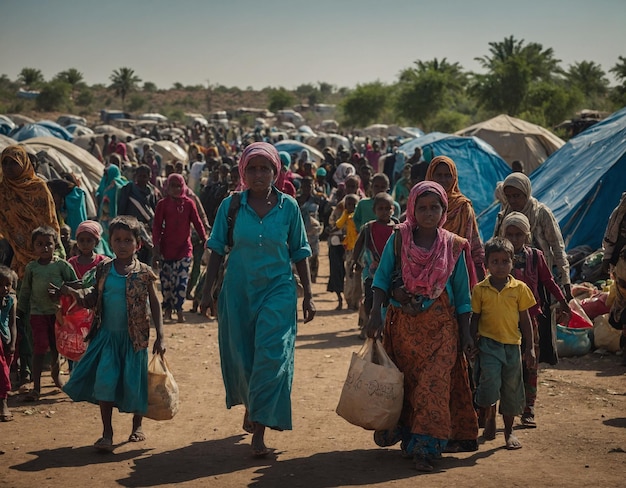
[1,0,625,90]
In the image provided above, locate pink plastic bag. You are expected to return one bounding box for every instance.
[55,295,93,362]
[579,293,610,320]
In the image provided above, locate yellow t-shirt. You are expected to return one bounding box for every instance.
[336,210,358,251]
[471,275,536,345]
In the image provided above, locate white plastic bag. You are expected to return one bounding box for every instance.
[146,354,179,421]
[336,338,404,431]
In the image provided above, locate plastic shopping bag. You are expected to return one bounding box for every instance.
[55,295,93,362]
[146,353,180,421]
[336,338,404,431]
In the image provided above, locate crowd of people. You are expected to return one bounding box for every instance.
[0,125,624,471]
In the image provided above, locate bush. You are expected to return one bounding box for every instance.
[76,89,94,107]
[128,94,146,112]
[36,81,70,111]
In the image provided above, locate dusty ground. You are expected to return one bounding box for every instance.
[2,254,626,488]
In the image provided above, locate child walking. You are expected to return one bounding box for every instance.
[351,192,397,338]
[61,216,166,451]
[67,220,108,281]
[471,237,537,450]
[0,265,17,421]
[336,194,361,310]
[152,173,208,323]
[501,212,570,427]
[18,226,78,401]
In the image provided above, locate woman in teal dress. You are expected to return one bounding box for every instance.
[200,142,316,457]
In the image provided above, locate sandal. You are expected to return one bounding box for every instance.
[520,414,537,428]
[1,414,14,422]
[128,431,146,442]
[414,455,434,472]
[373,428,402,447]
[24,389,40,402]
[94,437,114,452]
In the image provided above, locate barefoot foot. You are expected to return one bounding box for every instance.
[505,433,522,450]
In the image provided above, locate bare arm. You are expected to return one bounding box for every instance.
[350,230,366,277]
[457,311,473,357]
[148,280,165,355]
[365,287,387,338]
[519,309,536,368]
[199,251,225,315]
[295,258,316,323]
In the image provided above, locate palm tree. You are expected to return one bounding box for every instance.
[109,67,141,108]
[18,67,44,88]
[566,61,609,98]
[56,68,84,99]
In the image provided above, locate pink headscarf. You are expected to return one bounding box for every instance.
[75,220,102,241]
[238,142,282,189]
[398,181,471,299]
[114,142,128,161]
[165,173,191,200]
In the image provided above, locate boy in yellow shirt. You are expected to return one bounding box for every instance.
[470,237,536,450]
[336,194,360,310]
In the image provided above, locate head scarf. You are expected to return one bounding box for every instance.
[333,162,356,185]
[96,164,126,221]
[0,145,60,278]
[500,172,541,231]
[279,151,291,168]
[76,220,102,241]
[238,142,281,189]
[398,181,471,299]
[115,142,128,160]
[165,173,190,198]
[500,211,531,238]
[425,156,474,236]
[316,167,327,177]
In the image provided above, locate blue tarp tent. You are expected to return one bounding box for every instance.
[34,120,74,141]
[399,132,511,216]
[10,123,58,141]
[478,107,626,250]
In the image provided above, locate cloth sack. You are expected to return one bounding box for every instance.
[593,314,622,352]
[336,338,404,431]
[55,295,93,362]
[146,353,179,421]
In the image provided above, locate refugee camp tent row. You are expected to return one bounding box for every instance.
[478,107,626,250]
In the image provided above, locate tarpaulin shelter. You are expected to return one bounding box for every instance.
[399,132,511,216]
[455,114,564,173]
[477,107,626,250]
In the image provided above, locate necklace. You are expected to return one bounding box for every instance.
[265,188,273,205]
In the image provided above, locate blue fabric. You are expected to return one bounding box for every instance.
[0,295,14,344]
[32,120,74,141]
[207,189,311,430]
[399,133,511,216]
[64,187,88,238]
[372,233,472,314]
[10,124,57,141]
[63,267,148,414]
[478,107,626,250]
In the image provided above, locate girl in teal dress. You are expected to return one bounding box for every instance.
[200,142,316,458]
[61,216,166,452]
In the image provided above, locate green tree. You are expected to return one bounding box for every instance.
[128,94,146,112]
[565,61,609,99]
[75,88,94,107]
[609,56,626,107]
[18,67,44,88]
[172,82,184,90]
[268,88,295,112]
[143,81,158,92]
[36,81,70,111]
[109,67,141,107]
[318,82,334,95]
[341,82,390,128]
[472,36,562,116]
[55,68,84,98]
[395,58,467,130]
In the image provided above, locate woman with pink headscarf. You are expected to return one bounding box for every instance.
[365,181,478,472]
[152,173,207,323]
[199,142,315,458]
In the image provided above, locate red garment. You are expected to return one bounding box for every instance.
[512,245,565,317]
[68,254,107,279]
[371,221,394,256]
[153,196,207,260]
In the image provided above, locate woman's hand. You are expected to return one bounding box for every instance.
[153,336,166,355]
[365,308,384,339]
[302,297,316,323]
[461,332,476,360]
[390,286,411,305]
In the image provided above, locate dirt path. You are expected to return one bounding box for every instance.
[2,255,626,487]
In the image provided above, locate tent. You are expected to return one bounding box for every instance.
[0,134,17,152]
[455,114,564,173]
[0,115,15,136]
[10,123,61,141]
[128,138,189,165]
[35,120,74,141]
[360,124,420,139]
[274,140,325,165]
[25,137,104,195]
[399,132,511,216]
[477,107,626,250]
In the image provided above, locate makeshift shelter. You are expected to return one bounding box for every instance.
[274,140,324,165]
[128,138,189,165]
[10,123,61,141]
[360,124,420,139]
[6,114,35,125]
[0,134,17,152]
[0,115,15,136]
[399,132,511,216]
[35,120,74,141]
[455,114,564,173]
[477,107,626,250]
[25,137,103,195]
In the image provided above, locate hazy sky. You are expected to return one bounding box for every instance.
[1,0,625,90]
